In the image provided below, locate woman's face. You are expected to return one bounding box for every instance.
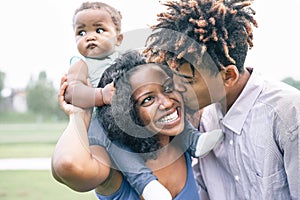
[130,64,185,137]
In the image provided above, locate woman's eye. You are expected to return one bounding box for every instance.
[141,96,153,106]
[96,28,104,34]
[163,82,174,93]
[78,30,86,36]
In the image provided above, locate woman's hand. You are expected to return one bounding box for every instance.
[59,75,92,124]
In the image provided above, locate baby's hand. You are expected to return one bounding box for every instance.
[102,82,116,105]
[58,75,92,124]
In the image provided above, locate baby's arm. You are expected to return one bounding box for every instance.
[64,59,114,108]
[107,143,172,200]
[181,120,223,158]
[89,117,172,200]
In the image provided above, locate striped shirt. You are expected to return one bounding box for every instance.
[193,69,300,200]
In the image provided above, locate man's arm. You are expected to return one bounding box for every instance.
[192,162,210,200]
[282,127,299,199]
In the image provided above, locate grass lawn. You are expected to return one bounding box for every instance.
[0,122,97,199]
[0,170,97,200]
[0,123,66,158]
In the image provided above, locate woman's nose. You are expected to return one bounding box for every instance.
[158,94,173,110]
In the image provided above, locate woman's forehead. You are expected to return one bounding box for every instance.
[130,64,169,88]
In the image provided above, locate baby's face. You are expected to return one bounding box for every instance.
[130,64,185,137]
[73,8,122,59]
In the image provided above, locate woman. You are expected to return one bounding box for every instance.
[51,51,200,199]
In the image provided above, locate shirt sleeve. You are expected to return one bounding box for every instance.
[88,117,111,148]
[88,117,155,195]
[192,161,210,200]
[180,119,201,157]
[280,125,299,199]
[268,104,299,200]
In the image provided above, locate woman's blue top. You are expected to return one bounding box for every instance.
[95,152,200,200]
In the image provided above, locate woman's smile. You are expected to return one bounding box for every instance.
[130,64,185,136]
[158,109,178,123]
[156,106,181,126]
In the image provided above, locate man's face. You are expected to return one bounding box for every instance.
[173,63,226,112]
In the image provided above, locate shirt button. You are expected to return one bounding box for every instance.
[229,140,233,145]
[234,175,240,181]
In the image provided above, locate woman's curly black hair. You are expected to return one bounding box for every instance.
[144,0,258,75]
[96,50,174,160]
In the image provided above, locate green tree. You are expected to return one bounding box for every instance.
[0,71,5,100]
[26,71,57,119]
[282,77,300,90]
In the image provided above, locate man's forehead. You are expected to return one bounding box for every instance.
[173,63,194,78]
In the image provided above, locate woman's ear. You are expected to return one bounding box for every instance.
[221,65,239,87]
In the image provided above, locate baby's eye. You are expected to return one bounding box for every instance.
[78,30,86,36]
[96,28,104,34]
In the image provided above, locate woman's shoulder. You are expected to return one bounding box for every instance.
[95,170,140,200]
[94,152,199,200]
[171,152,199,200]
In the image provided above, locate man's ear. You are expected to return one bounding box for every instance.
[221,65,239,87]
[116,33,123,46]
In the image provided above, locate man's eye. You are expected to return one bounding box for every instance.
[96,28,104,34]
[183,80,194,84]
[182,78,195,85]
[78,30,86,36]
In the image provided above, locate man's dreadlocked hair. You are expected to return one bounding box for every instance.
[144,0,258,74]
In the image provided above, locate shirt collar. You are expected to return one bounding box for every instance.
[85,51,120,62]
[222,68,264,135]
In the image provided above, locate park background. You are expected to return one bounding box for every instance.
[0,0,300,199]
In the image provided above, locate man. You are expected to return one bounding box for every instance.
[144,0,299,199]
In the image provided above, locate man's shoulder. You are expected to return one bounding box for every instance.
[260,78,300,105]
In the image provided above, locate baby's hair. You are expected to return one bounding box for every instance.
[144,0,258,74]
[73,1,122,32]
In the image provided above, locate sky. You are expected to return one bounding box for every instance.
[0,0,299,90]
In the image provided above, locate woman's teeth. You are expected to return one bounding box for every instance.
[158,111,178,123]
